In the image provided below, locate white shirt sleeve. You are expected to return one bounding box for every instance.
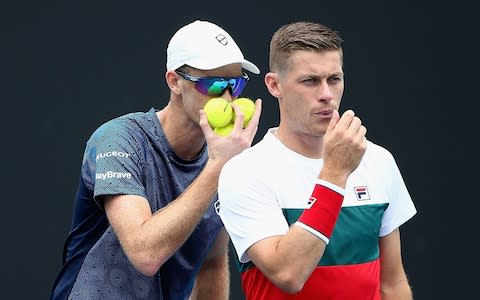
[379,153,417,237]
[218,157,290,263]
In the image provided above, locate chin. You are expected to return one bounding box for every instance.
[310,125,328,136]
[306,128,326,137]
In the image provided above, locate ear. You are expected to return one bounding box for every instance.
[264,72,281,98]
[165,70,181,95]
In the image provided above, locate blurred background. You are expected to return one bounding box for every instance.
[1,0,478,299]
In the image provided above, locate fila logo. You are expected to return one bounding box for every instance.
[216,34,228,46]
[354,186,370,201]
[307,196,317,208]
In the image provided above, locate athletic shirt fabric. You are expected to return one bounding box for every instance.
[218,128,417,299]
[51,108,223,300]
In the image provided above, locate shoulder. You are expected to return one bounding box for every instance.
[364,140,396,163]
[88,110,154,143]
[356,140,402,179]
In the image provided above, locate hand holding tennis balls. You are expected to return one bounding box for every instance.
[204,97,255,136]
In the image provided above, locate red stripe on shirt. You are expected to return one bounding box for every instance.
[241,258,380,300]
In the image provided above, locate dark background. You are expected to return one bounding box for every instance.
[2,1,478,299]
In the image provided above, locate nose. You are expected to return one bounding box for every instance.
[318,81,334,102]
[220,86,234,101]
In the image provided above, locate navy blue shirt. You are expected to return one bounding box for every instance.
[51,108,223,300]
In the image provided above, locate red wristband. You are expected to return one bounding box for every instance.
[297,183,344,240]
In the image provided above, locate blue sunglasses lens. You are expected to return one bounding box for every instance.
[196,77,247,97]
[176,70,249,97]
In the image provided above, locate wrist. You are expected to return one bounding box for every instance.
[203,160,223,178]
[296,182,344,244]
[319,168,349,188]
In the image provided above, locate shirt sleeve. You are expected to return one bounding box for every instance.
[379,153,417,237]
[82,121,147,205]
[218,157,290,263]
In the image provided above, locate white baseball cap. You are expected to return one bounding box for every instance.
[166,20,260,74]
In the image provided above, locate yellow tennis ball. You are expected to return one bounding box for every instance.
[214,123,234,136]
[204,98,233,128]
[233,98,255,128]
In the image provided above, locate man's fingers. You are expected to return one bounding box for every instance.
[242,99,261,144]
[330,109,355,133]
[346,116,362,135]
[326,110,340,134]
[354,125,368,145]
[230,103,245,132]
[198,109,215,138]
[249,99,262,127]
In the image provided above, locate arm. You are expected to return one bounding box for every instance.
[246,110,367,293]
[189,229,230,300]
[104,100,262,276]
[104,161,223,276]
[246,224,327,294]
[379,228,413,300]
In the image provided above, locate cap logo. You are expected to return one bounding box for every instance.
[216,34,228,46]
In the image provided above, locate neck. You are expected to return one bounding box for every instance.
[157,103,206,160]
[275,125,325,159]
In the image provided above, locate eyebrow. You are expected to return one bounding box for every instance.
[305,71,344,79]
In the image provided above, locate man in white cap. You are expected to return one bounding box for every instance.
[51,20,262,300]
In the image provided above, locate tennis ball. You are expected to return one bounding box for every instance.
[214,123,234,136]
[233,98,255,128]
[204,98,233,128]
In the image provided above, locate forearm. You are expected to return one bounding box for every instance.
[379,229,413,300]
[189,253,229,300]
[248,180,343,293]
[111,162,223,275]
[265,226,327,291]
[147,160,222,241]
[381,278,413,300]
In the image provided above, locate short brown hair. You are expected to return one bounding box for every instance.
[269,21,344,72]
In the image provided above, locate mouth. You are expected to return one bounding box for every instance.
[314,109,333,119]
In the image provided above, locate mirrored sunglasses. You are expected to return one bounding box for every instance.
[175,70,249,97]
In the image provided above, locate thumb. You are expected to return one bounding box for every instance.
[199,109,214,138]
[326,110,340,134]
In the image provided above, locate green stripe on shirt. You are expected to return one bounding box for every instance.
[283,203,388,265]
